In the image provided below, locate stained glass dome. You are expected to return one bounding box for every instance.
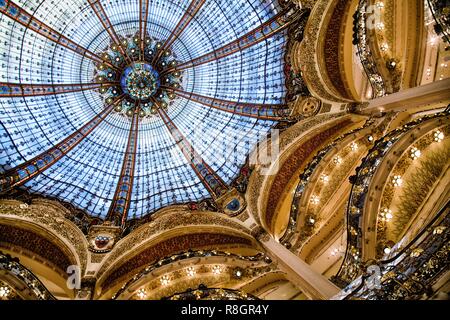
[0,0,295,223]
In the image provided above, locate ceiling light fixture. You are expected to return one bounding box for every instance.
[136,288,146,299]
[410,147,421,160]
[212,265,222,275]
[186,267,196,277]
[392,175,403,187]
[434,130,444,142]
[160,275,170,286]
[0,286,11,298]
[310,195,320,205]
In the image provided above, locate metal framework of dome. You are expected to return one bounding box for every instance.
[0,0,297,224]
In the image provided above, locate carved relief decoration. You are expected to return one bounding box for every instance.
[100,232,255,291]
[0,199,89,273]
[298,0,351,102]
[0,224,74,274]
[97,210,252,280]
[246,113,346,226]
[263,118,354,229]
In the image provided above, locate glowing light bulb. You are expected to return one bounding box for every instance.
[380,208,393,222]
[310,195,320,205]
[212,265,222,274]
[333,156,342,165]
[0,286,10,298]
[392,175,402,187]
[136,289,146,299]
[160,275,170,286]
[434,130,444,142]
[186,267,196,277]
[320,174,329,183]
[410,147,421,160]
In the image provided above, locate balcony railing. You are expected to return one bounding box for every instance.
[163,286,259,300]
[334,200,449,300]
[427,0,450,44]
[280,112,396,247]
[333,108,450,286]
[279,121,375,245]
[0,252,55,300]
[353,0,387,98]
[113,250,271,299]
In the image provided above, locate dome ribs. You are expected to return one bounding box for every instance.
[0,0,294,219]
[152,0,206,66]
[106,104,140,227]
[139,0,150,61]
[156,102,229,200]
[162,5,297,74]
[87,0,133,64]
[0,82,116,97]
[0,0,119,71]
[164,87,291,121]
[0,95,125,194]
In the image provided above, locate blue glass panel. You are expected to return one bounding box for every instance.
[0,0,287,220]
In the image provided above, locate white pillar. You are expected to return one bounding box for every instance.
[364,78,450,113]
[258,232,340,300]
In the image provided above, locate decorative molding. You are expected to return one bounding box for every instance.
[97,210,253,282]
[336,110,450,284]
[0,251,56,300]
[323,0,352,100]
[263,118,355,229]
[0,224,73,274]
[0,199,89,273]
[298,0,352,102]
[246,113,346,226]
[99,232,255,291]
[113,250,271,299]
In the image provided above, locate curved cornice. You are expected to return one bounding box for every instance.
[297,0,354,102]
[321,0,354,100]
[246,112,347,227]
[113,251,271,300]
[0,222,75,275]
[0,199,89,274]
[96,210,257,290]
[362,120,450,259]
[336,110,450,284]
[98,229,258,293]
[0,251,56,300]
[257,115,362,233]
[289,126,374,251]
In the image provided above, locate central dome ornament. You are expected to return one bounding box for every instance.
[94,34,182,118]
[121,63,160,101]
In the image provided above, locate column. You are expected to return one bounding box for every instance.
[363,78,450,113]
[255,229,341,300]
